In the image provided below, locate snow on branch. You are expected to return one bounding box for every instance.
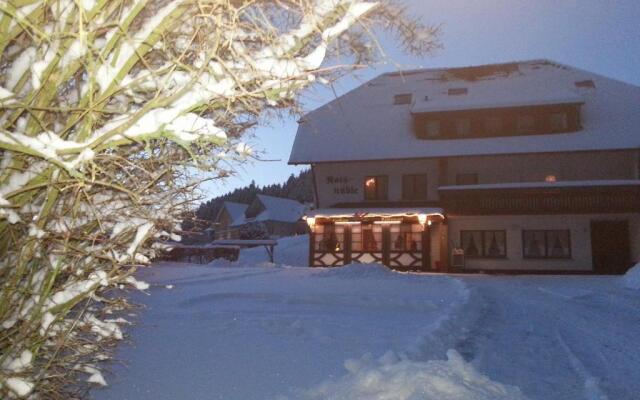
[0,0,438,397]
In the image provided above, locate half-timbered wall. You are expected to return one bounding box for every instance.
[309,219,437,271]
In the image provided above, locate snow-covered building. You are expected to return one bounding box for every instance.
[213,201,249,239]
[290,60,640,273]
[214,195,307,239]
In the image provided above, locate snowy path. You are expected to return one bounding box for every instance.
[91,237,640,400]
[92,261,480,400]
[450,276,640,400]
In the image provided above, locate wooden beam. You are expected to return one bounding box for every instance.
[308,232,315,267]
[422,224,431,271]
[439,220,449,271]
[382,225,391,266]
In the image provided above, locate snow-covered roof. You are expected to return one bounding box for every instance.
[289,59,640,164]
[439,180,640,191]
[254,194,305,223]
[232,195,305,226]
[218,201,248,225]
[410,89,583,114]
[307,207,444,219]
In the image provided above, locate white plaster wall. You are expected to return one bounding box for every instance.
[447,214,639,271]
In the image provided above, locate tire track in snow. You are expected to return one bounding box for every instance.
[555,330,609,400]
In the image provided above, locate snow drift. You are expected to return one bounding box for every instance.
[621,263,640,290]
[297,349,528,400]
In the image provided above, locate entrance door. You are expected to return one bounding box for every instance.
[590,220,631,274]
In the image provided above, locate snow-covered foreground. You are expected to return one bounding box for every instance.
[92,236,525,399]
[93,236,640,400]
[444,274,640,400]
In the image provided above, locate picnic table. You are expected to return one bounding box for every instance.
[161,239,278,264]
[210,239,278,263]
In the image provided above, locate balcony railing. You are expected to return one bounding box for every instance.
[439,184,640,215]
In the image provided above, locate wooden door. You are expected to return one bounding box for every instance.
[590,220,631,274]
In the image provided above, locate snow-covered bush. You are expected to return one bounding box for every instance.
[0,0,437,397]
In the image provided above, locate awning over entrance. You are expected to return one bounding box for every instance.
[305,207,444,219]
[305,207,445,271]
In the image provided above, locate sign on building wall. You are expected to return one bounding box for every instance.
[326,176,359,195]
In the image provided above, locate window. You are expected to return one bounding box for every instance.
[390,223,422,252]
[484,116,503,135]
[394,93,412,105]
[454,118,471,137]
[517,114,536,134]
[425,121,441,138]
[456,173,479,185]
[461,230,507,258]
[448,87,468,96]
[523,230,571,259]
[364,176,388,201]
[549,112,568,132]
[575,80,595,89]
[402,174,428,200]
[314,224,345,252]
[360,222,382,251]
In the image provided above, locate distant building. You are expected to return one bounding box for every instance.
[214,195,307,239]
[213,201,249,239]
[289,59,640,273]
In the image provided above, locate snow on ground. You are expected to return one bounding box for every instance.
[91,236,525,399]
[621,263,640,290]
[93,236,640,400]
[436,274,640,400]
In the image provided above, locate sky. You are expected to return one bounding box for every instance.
[201,0,640,198]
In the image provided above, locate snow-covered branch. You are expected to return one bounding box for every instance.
[0,0,438,397]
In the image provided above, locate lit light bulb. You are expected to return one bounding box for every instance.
[306,217,316,229]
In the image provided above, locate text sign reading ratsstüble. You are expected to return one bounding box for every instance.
[326,176,359,195]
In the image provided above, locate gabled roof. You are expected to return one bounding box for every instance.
[252,194,305,223]
[216,201,248,225]
[230,195,305,226]
[289,59,640,164]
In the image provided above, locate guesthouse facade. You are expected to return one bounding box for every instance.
[290,60,640,273]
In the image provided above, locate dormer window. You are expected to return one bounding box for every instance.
[413,104,581,140]
[484,116,503,135]
[394,94,412,105]
[549,112,568,132]
[425,120,441,138]
[448,88,468,96]
[575,80,595,89]
[454,118,471,137]
[517,114,536,134]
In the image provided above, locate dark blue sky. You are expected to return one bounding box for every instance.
[202,0,640,197]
